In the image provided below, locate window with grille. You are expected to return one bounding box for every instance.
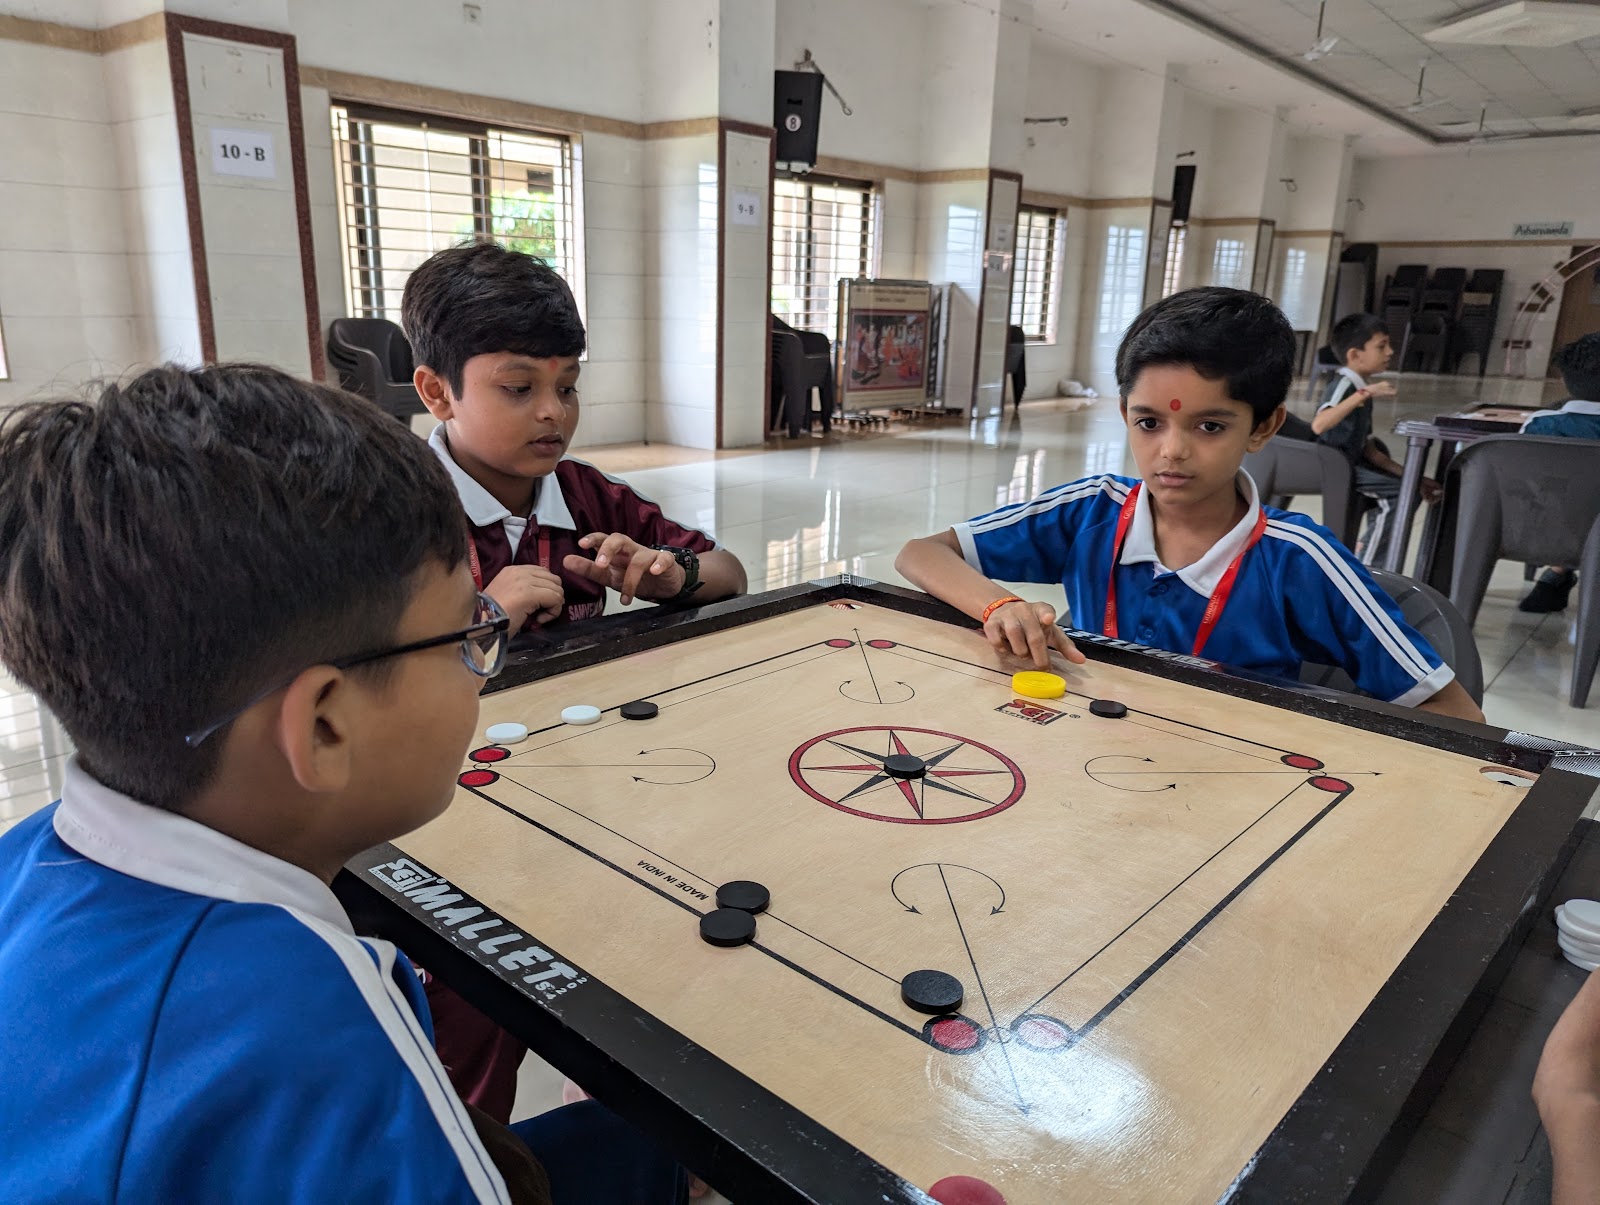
[1098,224,1147,336]
[770,174,876,337]
[1162,225,1187,298]
[1009,206,1063,342]
[1276,246,1309,324]
[1211,238,1248,290]
[331,104,583,324]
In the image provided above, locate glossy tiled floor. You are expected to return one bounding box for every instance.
[2,372,1595,1189]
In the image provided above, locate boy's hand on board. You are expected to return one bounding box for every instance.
[985,599,1086,669]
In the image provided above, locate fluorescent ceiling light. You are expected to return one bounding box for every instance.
[1427,1,1600,47]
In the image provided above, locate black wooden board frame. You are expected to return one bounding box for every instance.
[333,577,1595,1204]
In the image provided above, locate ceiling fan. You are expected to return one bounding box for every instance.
[1403,62,1453,113]
[1301,0,1341,61]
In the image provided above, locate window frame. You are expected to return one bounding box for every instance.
[329,101,584,326]
[769,172,878,339]
[1162,223,1187,298]
[1010,205,1064,345]
[1211,236,1248,291]
[1098,224,1147,337]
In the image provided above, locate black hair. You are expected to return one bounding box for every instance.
[1115,287,1295,424]
[1553,331,1600,401]
[1331,312,1389,364]
[0,364,467,811]
[402,241,587,394]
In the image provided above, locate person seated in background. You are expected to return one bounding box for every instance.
[896,287,1483,723]
[1518,331,1600,613]
[0,365,686,1205]
[1311,313,1442,564]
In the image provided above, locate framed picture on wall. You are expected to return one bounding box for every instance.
[835,279,935,411]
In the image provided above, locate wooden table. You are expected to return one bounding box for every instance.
[335,579,1593,1204]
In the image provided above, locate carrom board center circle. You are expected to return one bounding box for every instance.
[789,725,1025,824]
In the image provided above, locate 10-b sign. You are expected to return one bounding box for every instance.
[209,128,276,180]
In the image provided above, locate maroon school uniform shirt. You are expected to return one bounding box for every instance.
[428,426,719,631]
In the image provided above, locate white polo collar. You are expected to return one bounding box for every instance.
[1120,471,1264,597]
[1337,366,1367,390]
[427,425,576,532]
[52,758,352,933]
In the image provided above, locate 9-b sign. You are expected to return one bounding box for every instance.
[209,127,276,180]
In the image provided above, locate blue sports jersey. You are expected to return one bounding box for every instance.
[1520,399,1600,440]
[0,761,510,1205]
[954,472,1454,706]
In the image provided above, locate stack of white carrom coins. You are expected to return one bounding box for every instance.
[1555,899,1600,971]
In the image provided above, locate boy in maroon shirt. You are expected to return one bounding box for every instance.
[401,242,747,1124]
[404,242,746,635]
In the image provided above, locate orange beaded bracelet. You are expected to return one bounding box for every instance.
[980,595,1024,624]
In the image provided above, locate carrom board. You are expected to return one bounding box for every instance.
[339,580,1593,1204]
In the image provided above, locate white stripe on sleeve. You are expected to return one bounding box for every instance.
[1264,521,1436,682]
[293,912,511,1205]
[965,476,1130,536]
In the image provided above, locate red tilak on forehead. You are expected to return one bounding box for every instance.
[1170,398,1182,411]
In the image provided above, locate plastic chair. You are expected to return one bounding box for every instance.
[1303,344,1342,405]
[770,316,833,438]
[1244,425,1364,549]
[1299,568,1484,704]
[326,318,425,421]
[1004,325,1027,409]
[1399,312,1449,374]
[1572,514,1599,707]
[1437,435,1600,624]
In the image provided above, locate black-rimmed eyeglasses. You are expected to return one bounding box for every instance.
[184,592,510,748]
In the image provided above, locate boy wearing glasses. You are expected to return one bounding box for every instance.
[403,242,747,632]
[0,365,687,1204]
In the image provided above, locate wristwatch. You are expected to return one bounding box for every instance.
[652,545,703,603]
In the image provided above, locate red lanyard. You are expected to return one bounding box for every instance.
[1102,483,1268,658]
[467,529,551,590]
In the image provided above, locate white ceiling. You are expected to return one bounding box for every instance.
[1177,0,1600,139]
[978,0,1600,151]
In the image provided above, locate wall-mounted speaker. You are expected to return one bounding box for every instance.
[1171,164,1197,225]
[774,70,824,169]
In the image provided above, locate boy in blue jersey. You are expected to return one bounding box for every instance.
[1518,331,1600,613]
[0,366,686,1205]
[897,287,1483,722]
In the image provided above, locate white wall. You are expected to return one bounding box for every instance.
[576,131,648,449]
[1087,66,1172,199]
[774,0,925,171]
[1021,42,1098,197]
[288,0,646,123]
[1348,141,1600,374]
[1348,140,1600,243]
[919,1,1001,173]
[643,133,719,447]
[0,38,142,403]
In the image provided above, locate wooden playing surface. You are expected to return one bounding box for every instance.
[395,600,1532,1202]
